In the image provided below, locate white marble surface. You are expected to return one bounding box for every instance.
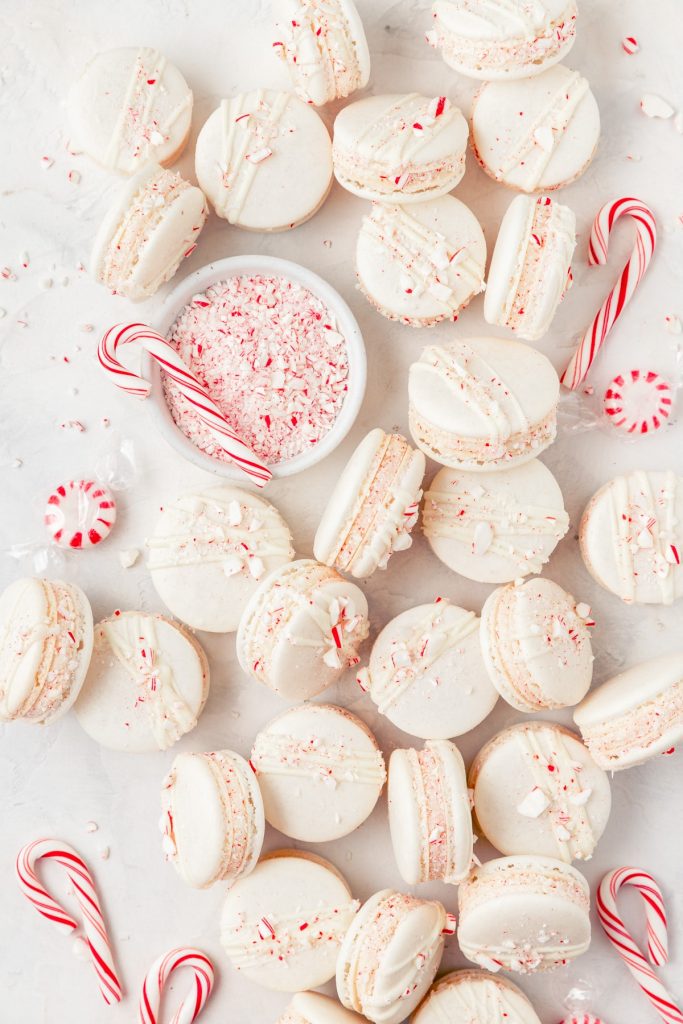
[2,2,683,1022]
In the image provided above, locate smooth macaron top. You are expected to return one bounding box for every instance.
[413,968,543,1024]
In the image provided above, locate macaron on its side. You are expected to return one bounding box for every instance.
[336,889,447,1024]
[408,339,559,472]
[430,0,577,81]
[274,0,371,106]
[332,93,468,203]
[484,194,576,342]
[148,485,295,633]
[457,855,591,973]
[413,968,543,1024]
[480,578,594,712]
[277,991,368,1024]
[356,197,486,327]
[221,850,358,992]
[470,64,600,193]
[195,90,333,231]
[573,652,683,770]
[469,722,611,862]
[161,749,264,889]
[423,461,569,584]
[0,577,94,724]
[388,740,473,884]
[251,703,386,842]
[74,610,210,752]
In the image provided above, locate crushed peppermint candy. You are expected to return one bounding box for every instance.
[517,787,550,818]
[622,36,639,54]
[163,275,350,465]
[640,94,675,119]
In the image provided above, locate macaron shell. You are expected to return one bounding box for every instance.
[370,902,445,1023]
[413,968,543,1024]
[195,91,333,231]
[283,991,368,1024]
[387,749,424,884]
[221,852,357,992]
[471,64,600,192]
[252,703,385,842]
[470,722,611,862]
[75,611,209,752]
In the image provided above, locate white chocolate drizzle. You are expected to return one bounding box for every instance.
[251,733,386,786]
[222,899,359,969]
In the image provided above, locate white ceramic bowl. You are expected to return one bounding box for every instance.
[144,255,367,480]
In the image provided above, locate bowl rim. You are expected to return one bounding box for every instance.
[143,254,367,481]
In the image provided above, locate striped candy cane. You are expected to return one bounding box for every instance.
[98,322,271,487]
[561,198,657,390]
[16,839,122,1005]
[139,948,214,1024]
[597,867,683,1024]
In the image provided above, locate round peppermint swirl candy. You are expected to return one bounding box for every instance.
[603,369,673,434]
[44,479,117,548]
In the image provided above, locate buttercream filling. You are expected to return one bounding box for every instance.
[334,146,466,197]
[418,747,451,880]
[434,8,576,73]
[409,404,557,468]
[459,864,588,917]
[580,681,683,764]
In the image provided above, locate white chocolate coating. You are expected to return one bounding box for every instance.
[356,197,486,327]
[68,47,192,175]
[408,338,559,471]
[74,611,209,752]
[579,470,683,605]
[195,90,333,231]
[251,703,386,842]
[471,65,600,192]
[148,485,294,633]
[277,992,367,1024]
[333,93,468,202]
[470,722,611,862]
[423,461,569,584]
[358,600,497,739]
[413,969,543,1024]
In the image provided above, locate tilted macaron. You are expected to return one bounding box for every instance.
[91,163,208,302]
[429,0,577,81]
[574,652,683,771]
[195,90,332,231]
[336,889,450,1024]
[273,0,371,106]
[470,722,611,863]
[471,65,600,193]
[333,93,468,203]
[408,339,559,471]
[413,969,543,1024]
[357,600,498,739]
[160,749,264,889]
[423,461,569,584]
[388,740,473,885]
[148,485,294,633]
[68,47,193,175]
[276,992,367,1024]
[480,578,594,712]
[457,855,591,974]
[0,578,93,724]
[221,850,358,992]
[236,559,369,701]
[251,703,386,842]
[579,470,683,605]
[314,429,426,579]
[484,195,576,342]
[74,611,209,752]
[356,196,486,327]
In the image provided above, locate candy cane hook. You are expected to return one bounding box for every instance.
[139,948,215,1024]
[16,838,122,1005]
[561,198,657,390]
[98,322,272,487]
[597,867,682,1024]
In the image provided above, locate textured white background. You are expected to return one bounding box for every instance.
[1,1,683,1022]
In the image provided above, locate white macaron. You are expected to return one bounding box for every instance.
[470,722,612,862]
[408,338,559,471]
[413,969,543,1024]
[0,577,93,724]
[276,992,367,1024]
[356,196,486,327]
[161,749,264,889]
[148,485,294,633]
[388,740,473,885]
[357,600,498,739]
[251,703,386,842]
[195,90,333,231]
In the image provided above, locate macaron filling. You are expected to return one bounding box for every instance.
[417,746,452,880]
[580,681,683,766]
[334,148,465,200]
[459,861,589,917]
[409,404,557,469]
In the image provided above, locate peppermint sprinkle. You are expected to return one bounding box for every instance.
[640,94,675,119]
[517,787,550,818]
[622,36,639,54]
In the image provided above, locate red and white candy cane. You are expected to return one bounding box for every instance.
[98,322,271,488]
[561,198,657,390]
[597,867,683,1024]
[16,838,122,1005]
[139,948,214,1024]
